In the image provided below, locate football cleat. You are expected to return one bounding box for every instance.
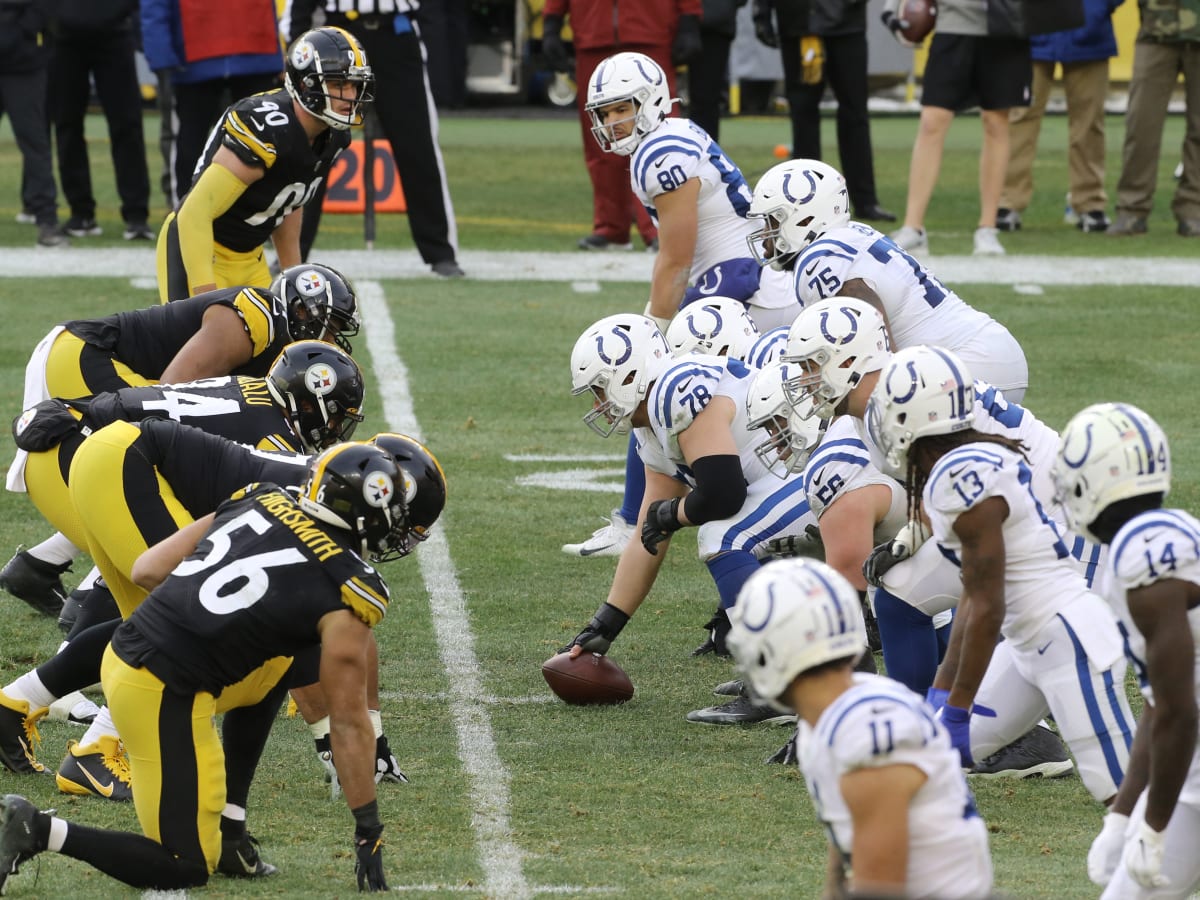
[561,509,634,558]
[969,725,1074,780]
[0,794,49,893]
[685,696,796,726]
[712,679,743,697]
[56,586,88,635]
[0,550,69,617]
[0,692,49,775]
[56,736,132,801]
[217,832,278,878]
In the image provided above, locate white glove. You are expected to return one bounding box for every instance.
[893,519,928,556]
[1087,812,1128,886]
[1124,818,1169,889]
[643,301,672,335]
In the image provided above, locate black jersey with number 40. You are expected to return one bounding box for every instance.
[111,483,388,695]
[192,87,350,253]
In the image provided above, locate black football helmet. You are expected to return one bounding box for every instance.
[267,341,365,453]
[298,442,406,558]
[273,263,361,353]
[284,26,374,130]
[367,433,447,561]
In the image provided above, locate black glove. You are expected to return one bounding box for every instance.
[561,602,630,655]
[751,1,779,48]
[352,802,387,892]
[541,14,571,73]
[863,540,906,587]
[641,497,684,555]
[672,14,703,65]
[764,524,823,559]
[880,2,918,48]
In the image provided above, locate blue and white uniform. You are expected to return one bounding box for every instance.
[631,119,798,330]
[636,354,816,560]
[743,326,789,370]
[923,443,1134,802]
[793,222,1028,398]
[799,673,993,899]
[804,417,906,542]
[876,381,1105,611]
[1099,509,1200,899]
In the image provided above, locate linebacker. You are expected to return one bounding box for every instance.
[0,442,408,892]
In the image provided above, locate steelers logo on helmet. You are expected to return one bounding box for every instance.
[291,40,315,70]
[363,470,395,509]
[306,362,337,396]
[14,407,37,436]
[297,269,327,296]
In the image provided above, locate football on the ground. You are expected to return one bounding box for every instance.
[901,0,937,42]
[541,651,634,705]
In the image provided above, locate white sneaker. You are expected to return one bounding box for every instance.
[889,224,928,254]
[973,226,1005,256]
[562,509,634,558]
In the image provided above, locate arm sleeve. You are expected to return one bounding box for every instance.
[682,454,746,524]
[174,163,248,294]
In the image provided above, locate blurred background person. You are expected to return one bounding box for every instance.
[0,0,67,248]
[50,0,153,240]
[753,0,894,221]
[687,0,748,141]
[996,0,1122,234]
[286,0,465,277]
[542,0,703,252]
[141,0,283,209]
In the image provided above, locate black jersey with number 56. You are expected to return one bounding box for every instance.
[111,482,388,694]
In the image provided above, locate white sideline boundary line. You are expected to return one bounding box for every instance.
[357,282,532,898]
[1,246,1197,286]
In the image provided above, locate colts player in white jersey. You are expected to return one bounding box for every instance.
[1053,404,1200,898]
[747,159,1028,401]
[867,346,1134,805]
[559,314,823,717]
[727,558,994,899]
[563,51,802,562]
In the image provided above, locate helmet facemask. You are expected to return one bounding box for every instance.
[285,28,375,130]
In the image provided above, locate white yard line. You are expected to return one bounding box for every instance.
[358,281,532,898]
[1,247,1197,285]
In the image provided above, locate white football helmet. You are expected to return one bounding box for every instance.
[570,314,671,437]
[747,159,850,269]
[1053,402,1171,543]
[665,298,759,360]
[584,52,674,156]
[728,558,867,711]
[746,362,826,478]
[865,345,976,480]
[781,297,890,420]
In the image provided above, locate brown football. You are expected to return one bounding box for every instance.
[901,0,937,43]
[541,651,634,706]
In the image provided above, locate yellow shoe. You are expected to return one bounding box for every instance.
[55,737,132,801]
[0,691,49,775]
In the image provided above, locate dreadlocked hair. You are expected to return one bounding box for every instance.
[904,429,1030,523]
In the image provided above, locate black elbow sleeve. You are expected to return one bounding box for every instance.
[682,454,746,524]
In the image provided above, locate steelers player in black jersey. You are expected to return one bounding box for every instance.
[156,26,373,303]
[2,266,359,614]
[0,442,406,892]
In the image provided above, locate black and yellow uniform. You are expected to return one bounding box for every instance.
[93,484,386,885]
[44,287,290,401]
[23,376,302,549]
[68,418,310,617]
[157,87,351,302]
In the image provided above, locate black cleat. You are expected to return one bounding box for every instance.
[0,794,49,893]
[685,696,796,726]
[712,679,743,697]
[969,725,1074,779]
[217,832,278,877]
[56,586,88,635]
[766,725,800,765]
[0,550,69,617]
[0,692,49,775]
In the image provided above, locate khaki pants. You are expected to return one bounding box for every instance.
[1002,58,1109,214]
[1116,40,1200,221]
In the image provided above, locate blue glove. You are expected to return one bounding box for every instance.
[924,686,949,714]
[938,704,974,767]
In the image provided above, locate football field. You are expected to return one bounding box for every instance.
[0,111,1197,898]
